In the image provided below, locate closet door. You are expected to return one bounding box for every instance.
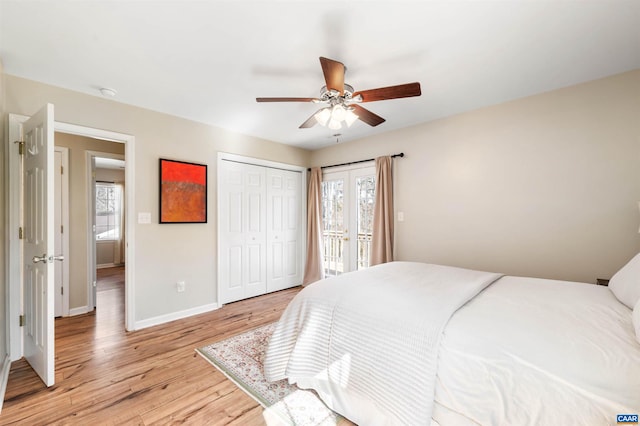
[243,165,267,299]
[219,161,266,304]
[266,169,302,292]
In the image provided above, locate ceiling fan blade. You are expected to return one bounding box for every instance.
[299,113,318,129]
[353,82,421,103]
[319,57,345,95]
[351,104,385,127]
[256,97,319,103]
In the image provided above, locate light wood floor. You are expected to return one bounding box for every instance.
[2,267,301,425]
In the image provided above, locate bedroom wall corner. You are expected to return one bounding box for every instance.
[309,70,640,283]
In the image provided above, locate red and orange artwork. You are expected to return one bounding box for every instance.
[159,159,207,223]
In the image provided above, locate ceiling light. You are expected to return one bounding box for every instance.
[344,109,358,127]
[99,87,117,97]
[331,104,347,121]
[315,103,359,130]
[327,119,342,130]
[314,108,331,126]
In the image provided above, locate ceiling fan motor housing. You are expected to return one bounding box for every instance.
[320,83,356,104]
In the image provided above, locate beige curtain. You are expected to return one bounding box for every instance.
[370,156,394,266]
[302,167,325,285]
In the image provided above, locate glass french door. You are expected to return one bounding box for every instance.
[322,166,376,276]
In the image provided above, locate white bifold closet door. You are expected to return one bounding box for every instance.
[219,159,303,304]
[266,168,301,293]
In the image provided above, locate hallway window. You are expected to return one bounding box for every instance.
[96,183,122,240]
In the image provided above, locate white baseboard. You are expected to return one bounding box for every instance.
[97,263,117,269]
[0,353,12,413]
[69,306,91,316]
[133,303,219,331]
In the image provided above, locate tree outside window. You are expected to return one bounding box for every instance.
[96,183,121,240]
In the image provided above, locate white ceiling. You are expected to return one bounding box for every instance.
[1,1,639,150]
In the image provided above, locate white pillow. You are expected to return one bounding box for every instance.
[608,253,640,309]
[634,299,640,344]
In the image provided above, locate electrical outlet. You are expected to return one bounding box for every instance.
[176,281,186,292]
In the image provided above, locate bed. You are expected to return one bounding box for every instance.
[263,259,640,425]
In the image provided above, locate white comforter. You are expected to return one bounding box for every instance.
[264,261,503,425]
[434,276,640,425]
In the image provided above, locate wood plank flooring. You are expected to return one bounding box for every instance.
[1,267,302,425]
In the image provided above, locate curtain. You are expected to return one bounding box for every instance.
[115,182,125,265]
[302,167,325,285]
[370,156,394,266]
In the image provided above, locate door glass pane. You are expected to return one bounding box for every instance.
[322,179,344,276]
[356,175,375,270]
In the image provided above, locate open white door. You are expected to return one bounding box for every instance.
[23,103,56,387]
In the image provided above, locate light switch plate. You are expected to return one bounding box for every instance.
[138,212,151,224]
[398,211,405,222]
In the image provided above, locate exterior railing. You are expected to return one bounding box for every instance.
[323,231,372,276]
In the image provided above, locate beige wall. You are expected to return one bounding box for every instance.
[4,74,310,324]
[55,133,125,309]
[311,70,640,283]
[4,68,639,328]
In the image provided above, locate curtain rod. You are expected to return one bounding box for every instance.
[308,152,404,171]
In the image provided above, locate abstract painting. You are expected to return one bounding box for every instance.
[159,158,207,223]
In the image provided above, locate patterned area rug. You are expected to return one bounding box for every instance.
[196,323,341,425]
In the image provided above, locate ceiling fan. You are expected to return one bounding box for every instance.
[256,57,421,130]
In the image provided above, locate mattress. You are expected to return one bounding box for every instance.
[433,276,640,425]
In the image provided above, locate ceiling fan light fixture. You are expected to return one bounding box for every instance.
[345,109,359,127]
[314,108,331,126]
[327,118,342,130]
[331,104,347,121]
[256,57,421,130]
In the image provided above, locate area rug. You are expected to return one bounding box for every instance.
[196,323,341,425]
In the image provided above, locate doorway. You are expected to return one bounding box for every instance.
[321,165,376,276]
[6,113,136,374]
[92,155,126,314]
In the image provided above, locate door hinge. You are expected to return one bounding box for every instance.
[61,225,64,234]
[18,227,23,239]
[19,315,25,327]
[61,165,64,174]
[15,140,24,155]
[61,287,64,296]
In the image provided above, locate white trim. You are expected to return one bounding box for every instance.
[6,115,138,364]
[134,303,219,331]
[86,152,96,310]
[0,353,11,413]
[54,127,136,332]
[68,306,90,316]
[97,263,119,269]
[54,147,70,317]
[7,114,27,361]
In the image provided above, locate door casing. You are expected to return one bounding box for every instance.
[6,113,137,362]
